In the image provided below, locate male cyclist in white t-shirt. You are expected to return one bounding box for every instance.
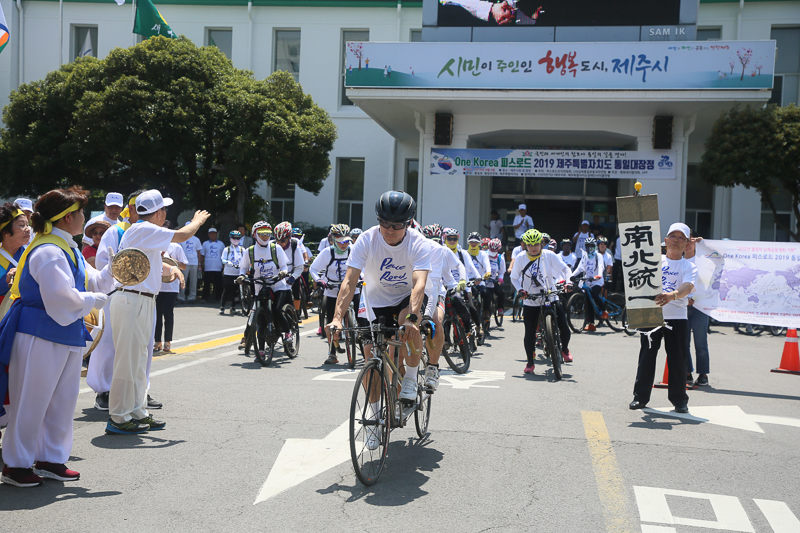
[327,191,431,405]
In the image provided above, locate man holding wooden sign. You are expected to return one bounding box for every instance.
[629,222,697,413]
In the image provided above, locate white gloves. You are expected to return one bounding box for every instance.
[93,293,109,310]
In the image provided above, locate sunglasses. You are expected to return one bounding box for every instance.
[445,236,459,242]
[378,218,409,231]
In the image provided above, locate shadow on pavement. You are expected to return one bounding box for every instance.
[316,437,443,506]
[0,483,122,510]
[629,412,704,431]
[90,434,186,450]
[74,407,109,423]
[695,387,800,402]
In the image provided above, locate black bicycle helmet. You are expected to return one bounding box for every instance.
[375,190,416,223]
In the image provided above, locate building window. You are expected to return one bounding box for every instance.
[769,76,784,106]
[337,158,365,227]
[274,30,301,82]
[341,30,369,106]
[207,28,233,59]
[410,30,423,42]
[270,182,295,223]
[73,26,97,60]
[696,27,721,41]
[771,27,800,106]
[685,164,713,238]
[405,160,419,201]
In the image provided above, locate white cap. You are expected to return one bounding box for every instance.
[135,189,173,215]
[581,220,590,226]
[667,222,691,240]
[14,198,33,212]
[208,227,218,233]
[105,192,124,207]
[518,204,527,211]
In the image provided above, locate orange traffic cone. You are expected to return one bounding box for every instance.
[654,360,697,389]
[653,361,670,389]
[772,328,800,375]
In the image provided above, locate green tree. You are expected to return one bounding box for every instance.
[0,36,336,222]
[699,104,800,241]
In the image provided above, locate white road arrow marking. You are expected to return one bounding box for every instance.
[254,419,350,505]
[312,369,506,389]
[642,405,800,433]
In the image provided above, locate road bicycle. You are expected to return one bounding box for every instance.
[481,278,505,336]
[441,289,471,374]
[565,277,627,333]
[242,272,300,366]
[337,321,433,486]
[734,323,787,336]
[522,281,569,381]
[511,290,524,322]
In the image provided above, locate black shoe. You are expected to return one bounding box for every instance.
[147,394,163,410]
[133,416,166,431]
[219,308,226,315]
[94,392,109,411]
[629,400,647,410]
[675,404,689,414]
[105,419,149,435]
[686,373,694,384]
[695,374,709,386]
[323,355,339,365]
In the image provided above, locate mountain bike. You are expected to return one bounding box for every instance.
[523,281,569,380]
[339,321,433,486]
[243,272,300,366]
[565,277,627,333]
[441,289,471,374]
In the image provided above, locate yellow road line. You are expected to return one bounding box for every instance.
[582,411,637,533]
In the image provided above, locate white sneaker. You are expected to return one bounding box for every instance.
[399,376,418,401]
[424,366,440,390]
[365,424,381,451]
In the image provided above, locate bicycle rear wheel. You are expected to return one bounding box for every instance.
[442,316,470,374]
[414,370,431,438]
[544,314,562,380]
[282,304,300,358]
[494,301,504,327]
[350,360,389,486]
[255,308,274,366]
[770,326,787,336]
[512,293,522,322]
[566,293,587,334]
[604,293,626,332]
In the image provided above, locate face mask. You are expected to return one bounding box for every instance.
[489,252,498,259]
[256,234,270,246]
[446,241,458,251]
[468,244,480,256]
[231,238,241,246]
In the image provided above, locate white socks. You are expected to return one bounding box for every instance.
[405,364,419,382]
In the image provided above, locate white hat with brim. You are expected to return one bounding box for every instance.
[667,222,691,240]
[518,204,527,211]
[14,198,33,212]
[105,192,124,207]
[581,220,590,226]
[135,190,173,215]
[208,227,218,233]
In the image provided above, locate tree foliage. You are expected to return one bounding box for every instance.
[699,104,800,241]
[0,36,337,221]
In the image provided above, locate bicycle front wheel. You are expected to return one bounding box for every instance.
[414,370,431,438]
[604,293,626,332]
[494,302,504,327]
[512,294,522,322]
[350,360,389,486]
[282,304,299,358]
[566,293,587,334]
[255,308,274,366]
[442,317,470,374]
[770,326,787,336]
[344,308,358,369]
[544,314,562,380]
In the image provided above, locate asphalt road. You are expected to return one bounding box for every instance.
[2,303,799,533]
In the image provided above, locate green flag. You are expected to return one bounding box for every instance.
[133,0,177,39]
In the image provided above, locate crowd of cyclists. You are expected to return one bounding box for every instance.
[226,189,638,396]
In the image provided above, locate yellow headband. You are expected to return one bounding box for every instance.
[0,209,25,234]
[43,202,81,235]
[120,196,138,219]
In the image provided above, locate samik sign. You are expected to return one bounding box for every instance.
[617,194,663,329]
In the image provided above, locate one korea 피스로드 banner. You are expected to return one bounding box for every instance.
[344,41,775,90]
[430,148,678,179]
[692,240,800,328]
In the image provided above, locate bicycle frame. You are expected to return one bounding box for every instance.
[578,278,622,319]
